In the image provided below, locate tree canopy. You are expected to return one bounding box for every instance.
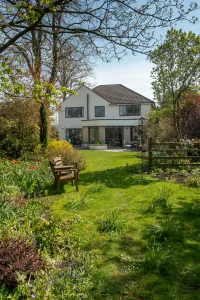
[0,0,198,58]
[150,29,200,139]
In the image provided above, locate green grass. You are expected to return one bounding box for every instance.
[48,150,200,299]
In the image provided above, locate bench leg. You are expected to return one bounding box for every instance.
[75,179,78,191]
[75,172,78,191]
[56,179,60,194]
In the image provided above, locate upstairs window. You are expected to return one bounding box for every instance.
[95,106,105,117]
[65,107,84,118]
[119,105,141,116]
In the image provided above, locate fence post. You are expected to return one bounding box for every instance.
[148,137,153,170]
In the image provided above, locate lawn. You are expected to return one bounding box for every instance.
[48,150,200,300]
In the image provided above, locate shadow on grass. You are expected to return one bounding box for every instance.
[80,165,158,189]
[44,181,80,197]
[45,163,159,195]
[85,198,200,298]
[138,197,200,295]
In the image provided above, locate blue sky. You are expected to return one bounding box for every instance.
[91,5,200,101]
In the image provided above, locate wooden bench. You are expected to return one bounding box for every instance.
[49,161,78,193]
[53,157,79,180]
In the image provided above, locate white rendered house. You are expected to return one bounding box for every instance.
[58,84,154,148]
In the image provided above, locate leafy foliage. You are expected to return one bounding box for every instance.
[1,1,198,56]
[0,99,40,158]
[0,236,44,289]
[0,158,52,197]
[150,29,200,139]
[181,91,200,139]
[0,194,92,297]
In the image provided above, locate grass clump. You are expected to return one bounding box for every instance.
[150,217,181,241]
[98,210,125,234]
[182,201,200,216]
[65,192,90,210]
[146,200,156,213]
[87,181,105,193]
[154,186,172,208]
[144,244,170,271]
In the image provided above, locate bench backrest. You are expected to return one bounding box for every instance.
[53,157,63,167]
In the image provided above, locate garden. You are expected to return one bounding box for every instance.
[1,149,200,299]
[0,14,200,299]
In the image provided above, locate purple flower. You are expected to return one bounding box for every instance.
[31,293,36,298]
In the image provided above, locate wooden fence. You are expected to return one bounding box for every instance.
[147,138,200,169]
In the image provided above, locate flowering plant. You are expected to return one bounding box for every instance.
[0,158,53,197]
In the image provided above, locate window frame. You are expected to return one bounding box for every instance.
[119,105,141,116]
[65,107,84,118]
[95,106,105,117]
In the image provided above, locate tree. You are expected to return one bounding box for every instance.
[180,90,200,139]
[40,102,48,150]
[0,1,198,57]
[56,44,94,101]
[0,11,93,152]
[0,1,199,151]
[0,98,40,158]
[150,29,200,139]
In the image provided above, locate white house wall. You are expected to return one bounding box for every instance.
[58,85,152,140]
[59,86,107,139]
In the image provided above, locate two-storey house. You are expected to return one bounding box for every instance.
[58,84,154,148]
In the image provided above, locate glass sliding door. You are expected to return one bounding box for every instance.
[105,127,114,147]
[66,128,82,145]
[105,127,123,148]
[89,127,99,143]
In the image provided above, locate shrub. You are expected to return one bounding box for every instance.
[0,98,40,159]
[0,158,53,198]
[33,215,71,253]
[0,236,44,289]
[45,139,73,159]
[10,252,92,299]
[63,148,86,171]
[184,175,200,188]
[46,140,86,171]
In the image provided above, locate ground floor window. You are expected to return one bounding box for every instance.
[89,127,99,143]
[66,128,82,145]
[105,127,123,147]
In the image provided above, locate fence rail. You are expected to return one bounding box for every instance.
[147,138,200,169]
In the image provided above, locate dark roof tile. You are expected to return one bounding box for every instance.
[93,84,154,104]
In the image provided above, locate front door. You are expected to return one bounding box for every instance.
[105,127,123,148]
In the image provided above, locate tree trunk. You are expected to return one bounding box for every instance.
[40,102,48,151]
